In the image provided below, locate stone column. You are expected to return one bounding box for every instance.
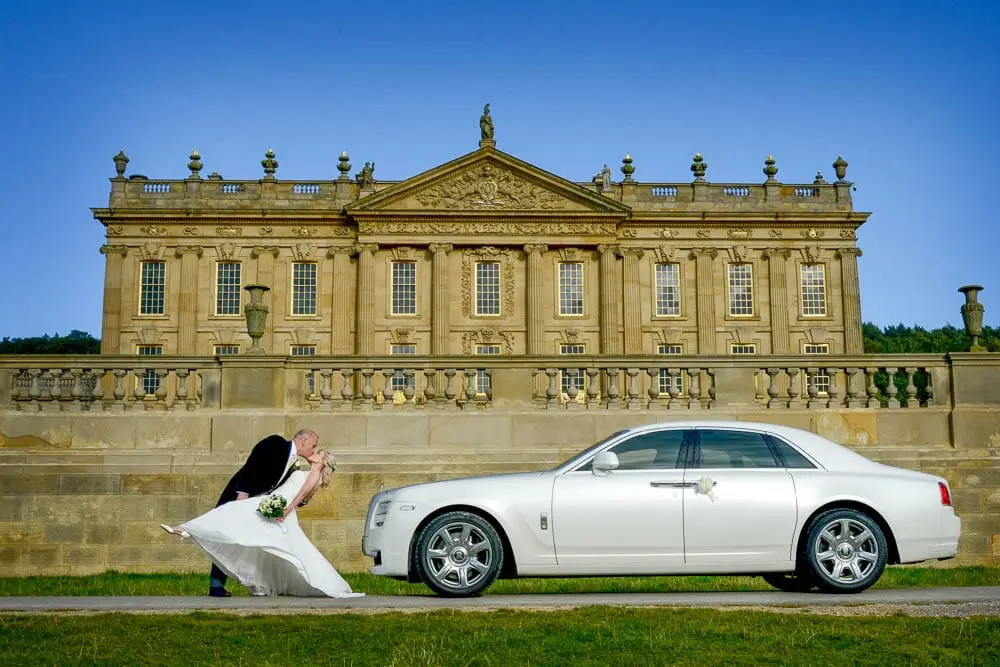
[523,244,548,355]
[355,243,379,355]
[327,246,357,354]
[429,243,453,355]
[691,248,718,354]
[763,248,791,354]
[621,247,644,354]
[99,245,128,354]
[838,247,864,354]
[174,246,203,355]
[597,244,620,355]
[251,246,280,353]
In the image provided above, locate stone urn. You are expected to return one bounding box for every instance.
[958,285,986,352]
[244,284,271,354]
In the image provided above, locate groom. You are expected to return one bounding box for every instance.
[207,428,320,597]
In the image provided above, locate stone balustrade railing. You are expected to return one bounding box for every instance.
[633,182,852,211]
[0,353,982,413]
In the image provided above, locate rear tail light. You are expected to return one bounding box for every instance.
[938,482,952,507]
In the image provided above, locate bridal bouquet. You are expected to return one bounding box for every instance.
[258,494,288,533]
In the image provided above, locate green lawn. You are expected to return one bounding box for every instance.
[0,566,997,597]
[0,608,997,666]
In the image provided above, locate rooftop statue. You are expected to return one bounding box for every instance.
[480,104,494,141]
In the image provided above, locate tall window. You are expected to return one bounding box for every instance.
[291,263,317,316]
[474,344,501,395]
[728,264,754,317]
[136,345,163,395]
[559,262,584,315]
[389,343,416,391]
[139,261,166,315]
[214,344,239,355]
[291,344,317,394]
[654,263,680,316]
[475,262,501,316]
[392,261,417,315]
[559,343,585,396]
[657,344,683,395]
[801,264,827,317]
[804,342,831,393]
[215,262,241,315]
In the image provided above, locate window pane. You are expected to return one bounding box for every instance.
[657,344,683,395]
[654,263,680,316]
[292,263,317,315]
[693,430,778,469]
[730,344,757,355]
[610,430,686,470]
[475,262,501,315]
[139,262,165,315]
[392,261,417,315]
[214,345,239,355]
[559,343,585,395]
[389,344,416,390]
[136,345,163,394]
[769,437,817,469]
[215,263,241,315]
[801,264,827,316]
[290,345,317,393]
[558,262,584,315]
[728,264,754,316]
[474,344,500,395]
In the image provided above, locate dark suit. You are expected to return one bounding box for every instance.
[210,434,295,589]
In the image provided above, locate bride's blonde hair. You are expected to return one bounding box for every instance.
[318,449,337,488]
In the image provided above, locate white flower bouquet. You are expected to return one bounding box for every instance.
[258,494,288,533]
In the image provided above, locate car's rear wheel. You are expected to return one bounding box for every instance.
[804,508,887,593]
[761,572,816,592]
[414,511,503,597]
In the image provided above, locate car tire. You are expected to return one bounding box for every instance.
[804,508,888,594]
[414,511,504,598]
[761,572,816,593]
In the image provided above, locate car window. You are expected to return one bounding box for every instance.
[692,429,778,469]
[607,430,686,470]
[768,436,818,469]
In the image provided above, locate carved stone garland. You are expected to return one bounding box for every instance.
[462,247,514,318]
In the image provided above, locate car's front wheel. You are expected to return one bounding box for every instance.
[804,508,888,593]
[414,511,503,597]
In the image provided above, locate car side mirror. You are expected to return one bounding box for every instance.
[592,451,619,475]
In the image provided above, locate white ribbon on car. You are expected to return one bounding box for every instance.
[696,475,718,502]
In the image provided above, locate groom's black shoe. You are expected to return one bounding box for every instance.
[208,587,232,598]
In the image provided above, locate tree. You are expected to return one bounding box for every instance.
[0,331,101,354]
[863,322,998,353]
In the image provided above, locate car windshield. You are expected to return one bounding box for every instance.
[550,429,630,471]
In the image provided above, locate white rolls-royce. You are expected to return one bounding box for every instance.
[362,421,960,597]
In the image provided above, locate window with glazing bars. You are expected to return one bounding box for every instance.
[291,345,317,393]
[291,263,317,315]
[475,262,501,315]
[728,264,754,316]
[214,345,240,355]
[558,262,584,315]
[139,262,165,315]
[136,345,163,395]
[215,262,241,315]
[389,344,416,391]
[559,343,585,396]
[657,344,683,395]
[804,342,831,393]
[391,261,417,315]
[475,344,500,395]
[801,264,827,316]
[654,264,680,316]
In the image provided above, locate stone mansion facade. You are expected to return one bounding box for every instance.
[92,116,868,363]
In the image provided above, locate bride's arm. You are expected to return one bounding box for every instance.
[279,463,323,521]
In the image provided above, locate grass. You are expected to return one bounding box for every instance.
[0,608,997,666]
[0,566,997,597]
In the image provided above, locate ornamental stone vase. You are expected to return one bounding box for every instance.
[244,284,271,354]
[958,284,986,352]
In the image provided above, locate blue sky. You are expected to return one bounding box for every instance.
[1,0,997,338]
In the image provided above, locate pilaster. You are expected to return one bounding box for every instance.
[251,246,280,353]
[523,244,548,355]
[620,247,644,354]
[837,247,864,354]
[355,243,379,355]
[597,244,620,355]
[327,246,358,354]
[99,245,128,354]
[429,243,454,354]
[691,248,718,354]
[174,246,203,355]
[763,248,791,354]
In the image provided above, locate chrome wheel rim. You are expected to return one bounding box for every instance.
[812,517,879,584]
[425,521,493,590]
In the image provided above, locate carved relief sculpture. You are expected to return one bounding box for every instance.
[414,164,565,210]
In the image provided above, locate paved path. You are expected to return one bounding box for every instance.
[1,587,998,614]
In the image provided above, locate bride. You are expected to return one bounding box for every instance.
[161,450,363,598]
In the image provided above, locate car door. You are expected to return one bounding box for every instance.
[682,427,798,570]
[550,428,688,574]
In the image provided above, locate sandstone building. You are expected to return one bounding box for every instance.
[93,108,868,371]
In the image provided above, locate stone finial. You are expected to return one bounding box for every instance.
[763,155,778,182]
[620,154,635,182]
[337,151,351,180]
[690,153,707,182]
[261,149,279,180]
[959,285,986,352]
[187,150,203,179]
[813,171,827,185]
[113,150,129,178]
[833,155,848,182]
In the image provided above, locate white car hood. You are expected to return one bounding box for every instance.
[387,471,551,503]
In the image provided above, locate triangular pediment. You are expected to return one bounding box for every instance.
[348,147,631,216]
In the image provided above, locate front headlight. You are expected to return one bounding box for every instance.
[374,500,392,526]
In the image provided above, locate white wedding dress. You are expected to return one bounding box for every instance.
[181,470,364,598]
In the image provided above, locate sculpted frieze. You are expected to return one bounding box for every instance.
[357,221,617,236]
[413,164,567,210]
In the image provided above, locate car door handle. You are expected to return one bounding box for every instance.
[650,481,696,488]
